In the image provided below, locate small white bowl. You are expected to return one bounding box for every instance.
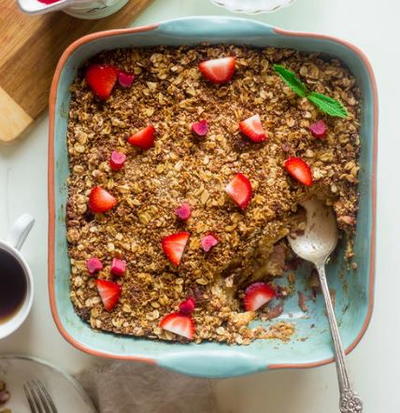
[210,0,296,14]
[17,0,128,19]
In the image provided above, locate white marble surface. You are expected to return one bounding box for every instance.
[0,0,397,411]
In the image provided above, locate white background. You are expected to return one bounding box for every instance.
[0,0,397,411]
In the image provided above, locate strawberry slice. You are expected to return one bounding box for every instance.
[225,173,252,210]
[284,157,313,186]
[88,186,117,213]
[198,57,236,84]
[85,64,118,100]
[201,233,219,252]
[239,114,267,142]
[162,232,190,266]
[159,312,195,339]
[109,151,126,171]
[86,257,103,275]
[96,279,121,311]
[244,282,276,311]
[179,297,196,314]
[309,120,327,139]
[128,125,155,150]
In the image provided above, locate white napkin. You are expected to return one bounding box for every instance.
[78,361,217,413]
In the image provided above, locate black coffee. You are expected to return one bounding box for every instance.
[0,249,27,323]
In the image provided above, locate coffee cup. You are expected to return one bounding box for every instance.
[0,214,35,340]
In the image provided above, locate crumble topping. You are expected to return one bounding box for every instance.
[66,45,360,344]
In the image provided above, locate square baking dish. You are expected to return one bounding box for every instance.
[48,16,377,378]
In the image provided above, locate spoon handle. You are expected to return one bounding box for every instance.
[316,264,363,413]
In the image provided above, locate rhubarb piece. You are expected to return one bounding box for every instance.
[284,157,313,186]
[109,151,126,171]
[201,233,219,252]
[88,186,117,213]
[127,125,155,150]
[175,202,191,220]
[86,258,103,275]
[111,258,126,277]
[309,120,327,139]
[118,71,135,88]
[198,57,236,84]
[239,114,267,142]
[244,282,276,311]
[159,312,195,339]
[191,120,209,136]
[225,173,252,210]
[179,297,196,315]
[95,279,121,311]
[85,64,118,100]
[161,232,190,266]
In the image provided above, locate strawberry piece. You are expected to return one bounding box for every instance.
[85,64,118,100]
[191,120,209,136]
[239,114,267,142]
[201,233,219,252]
[88,186,117,213]
[244,282,276,311]
[109,151,126,171]
[309,120,327,139]
[162,232,190,266]
[284,157,313,186]
[198,57,236,84]
[179,297,196,315]
[225,173,252,210]
[175,202,192,221]
[96,279,121,311]
[128,125,155,150]
[118,71,135,88]
[111,258,126,277]
[86,257,103,275]
[159,312,195,339]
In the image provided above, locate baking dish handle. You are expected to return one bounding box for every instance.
[157,351,267,378]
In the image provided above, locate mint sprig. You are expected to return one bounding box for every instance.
[273,64,348,118]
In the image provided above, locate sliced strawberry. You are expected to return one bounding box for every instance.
[86,257,103,275]
[118,71,135,88]
[284,157,313,186]
[201,233,219,252]
[88,186,117,213]
[309,120,327,139]
[225,173,252,210]
[179,297,196,315]
[109,151,126,171]
[175,202,192,221]
[239,114,267,142]
[111,258,126,277]
[198,57,236,84]
[244,282,276,311]
[96,279,121,311]
[85,64,118,100]
[128,125,155,150]
[159,312,195,339]
[191,120,209,136]
[162,232,190,266]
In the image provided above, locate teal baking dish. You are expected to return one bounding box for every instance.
[48,16,377,378]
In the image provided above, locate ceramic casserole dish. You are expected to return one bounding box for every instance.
[48,16,377,378]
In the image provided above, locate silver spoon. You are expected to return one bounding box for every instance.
[288,199,363,413]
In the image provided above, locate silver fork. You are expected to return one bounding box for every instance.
[23,379,58,413]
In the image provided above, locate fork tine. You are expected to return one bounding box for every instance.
[24,383,40,413]
[28,380,52,413]
[33,380,58,413]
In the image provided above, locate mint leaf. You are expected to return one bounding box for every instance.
[273,64,309,98]
[308,92,348,118]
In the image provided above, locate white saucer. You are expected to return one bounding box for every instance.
[0,355,97,412]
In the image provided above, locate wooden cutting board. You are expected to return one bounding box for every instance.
[0,0,154,142]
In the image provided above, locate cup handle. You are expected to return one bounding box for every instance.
[6,214,35,250]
